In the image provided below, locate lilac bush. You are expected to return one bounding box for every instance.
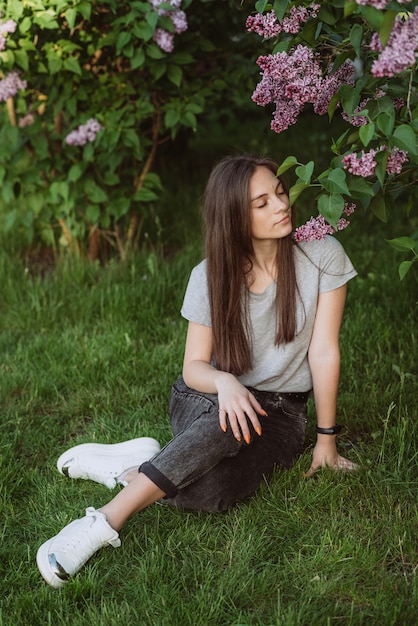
[0,0,257,260]
[247,0,418,278]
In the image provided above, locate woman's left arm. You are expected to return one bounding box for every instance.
[305,284,357,477]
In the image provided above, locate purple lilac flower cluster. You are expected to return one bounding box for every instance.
[0,71,27,102]
[246,3,320,39]
[341,98,370,126]
[252,45,355,133]
[0,18,16,51]
[341,89,405,126]
[18,112,35,128]
[149,0,187,53]
[65,118,103,146]
[354,0,410,8]
[371,7,418,77]
[293,203,356,243]
[342,148,378,177]
[313,60,355,115]
[386,147,409,174]
[342,146,408,177]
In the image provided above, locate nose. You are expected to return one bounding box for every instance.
[272,194,288,213]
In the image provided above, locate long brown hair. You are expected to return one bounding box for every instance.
[202,154,298,375]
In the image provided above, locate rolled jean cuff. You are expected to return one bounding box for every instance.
[139,461,178,498]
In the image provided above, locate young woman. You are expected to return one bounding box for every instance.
[36,154,358,588]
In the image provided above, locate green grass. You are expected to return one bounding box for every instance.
[0,222,417,625]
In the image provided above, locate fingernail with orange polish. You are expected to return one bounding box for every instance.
[244,434,251,444]
[261,409,268,416]
[221,424,227,432]
[256,426,262,436]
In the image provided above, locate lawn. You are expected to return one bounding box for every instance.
[0,123,417,625]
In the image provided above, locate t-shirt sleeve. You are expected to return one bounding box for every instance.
[318,236,358,293]
[180,260,212,326]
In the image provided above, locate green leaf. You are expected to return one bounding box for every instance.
[359,122,375,147]
[318,4,338,25]
[86,205,100,224]
[398,260,414,281]
[146,10,159,30]
[300,19,318,46]
[19,17,32,33]
[48,57,63,74]
[347,177,375,199]
[277,156,298,176]
[164,109,180,128]
[131,48,145,69]
[83,142,94,162]
[376,112,394,136]
[393,125,417,156]
[33,11,60,29]
[349,24,363,57]
[14,50,29,71]
[150,61,167,80]
[370,191,387,223]
[65,8,77,30]
[379,11,397,47]
[359,5,384,30]
[374,150,388,188]
[117,31,132,54]
[339,84,361,116]
[134,188,159,202]
[76,1,92,20]
[273,0,291,22]
[133,22,154,41]
[63,57,82,75]
[255,0,268,13]
[295,161,314,184]
[84,180,108,203]
[386,237,416,252]
[289,183,309,206]
[344,0,357,17]
[4,209,17,232]
[109,198,130,219]
[68,164,84,182]
[122,129,141,154]
[317,194,344,229]
[181,111,197,129]
[321,169,350,195]
[167,65,182,87]
[49,181,69,203]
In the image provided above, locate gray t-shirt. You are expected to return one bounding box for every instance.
[181,236,357,392]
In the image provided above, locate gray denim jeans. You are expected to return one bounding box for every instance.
[140,376,309,512]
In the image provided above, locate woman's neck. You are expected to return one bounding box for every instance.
[247,243,278,293]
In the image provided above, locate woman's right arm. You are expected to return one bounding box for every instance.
[182,321,264,443]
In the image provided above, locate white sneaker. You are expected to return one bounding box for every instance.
[57,437,161,489]
[36,507,121,588]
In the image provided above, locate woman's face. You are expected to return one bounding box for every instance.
[249,166,292,242]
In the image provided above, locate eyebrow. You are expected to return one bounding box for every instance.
[251,179,282,203]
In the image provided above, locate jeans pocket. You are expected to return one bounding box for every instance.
[280,397,308,423]
[169,376,218,434]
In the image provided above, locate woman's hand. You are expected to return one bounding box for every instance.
[216,373,266,444]
[304,437,358,478]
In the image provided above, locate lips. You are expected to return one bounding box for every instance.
[275,215,290,226]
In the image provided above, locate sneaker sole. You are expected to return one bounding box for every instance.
[57,437,161,477]
[36,538,67,589]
